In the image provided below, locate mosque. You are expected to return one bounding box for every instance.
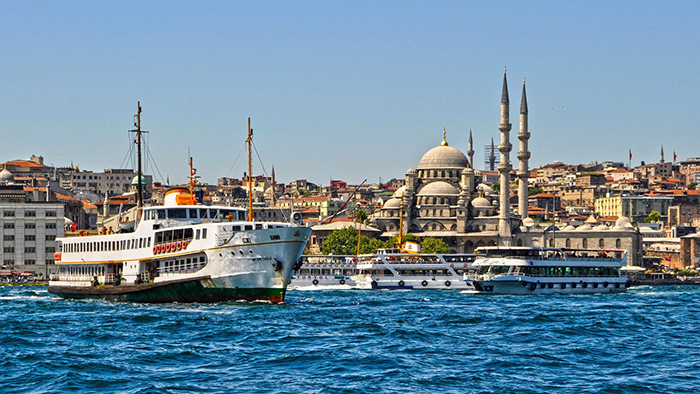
[371,69,642,264]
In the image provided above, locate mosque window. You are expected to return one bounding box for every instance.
[582,239,588,248]
[616,238,621,248]
[599,239,605,248]
[565,238,571,248]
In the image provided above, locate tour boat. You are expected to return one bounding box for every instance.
[48,188,311,303]
[289,255,357,290]
[352,249,476,290]
[465,246,629,295]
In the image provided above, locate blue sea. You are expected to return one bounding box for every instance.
[1,285,699,393]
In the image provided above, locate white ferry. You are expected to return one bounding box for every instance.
[48,188,311,303]
[352,249,476,290]
[289,255,357,290]
[465,246,629,295]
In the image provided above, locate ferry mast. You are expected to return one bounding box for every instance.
[129,102,147,218]
[247,117,253,221]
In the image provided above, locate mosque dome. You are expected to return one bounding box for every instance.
[522,217,536,228]
[383,198,402,209]
[562,224,577,231]
[594,224,610,231]
[393,186,406,198]
[0,167,14,182]
[418,145,469,169]
[417,181,459,196]
[613,216,635,231]
[472,196,491,208]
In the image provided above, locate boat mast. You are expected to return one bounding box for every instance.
[129,102,147,219]
[247,117,253,221]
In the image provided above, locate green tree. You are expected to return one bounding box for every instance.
[688,182,697,190]
[321,226,360,255]
[421,237,450,254]
[644,210,661,223]
[528,186,543,196]
[356,209,369,225]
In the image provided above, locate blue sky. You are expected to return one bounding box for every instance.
[1,1,698,185]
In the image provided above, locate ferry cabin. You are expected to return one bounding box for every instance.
[291,255,357,288]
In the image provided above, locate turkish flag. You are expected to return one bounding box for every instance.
[674,151,677,162]
[71,222,77,232]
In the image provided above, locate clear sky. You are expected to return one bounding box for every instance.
[1,1,699,186]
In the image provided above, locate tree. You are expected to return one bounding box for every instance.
[321,226,361,255]
[688,182,697,190]
[421,237,450,254]
[644,210,661,223]
[528,186,543,196]
[356,209,369,225]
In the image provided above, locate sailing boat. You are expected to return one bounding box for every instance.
[48,111,310,303]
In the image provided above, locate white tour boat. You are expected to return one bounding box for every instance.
[352,249,476,290]
[49,188,311,303]
[289,255,358,290]
[465,246,629,295]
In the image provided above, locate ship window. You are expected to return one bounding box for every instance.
[147,238,151,247]
[168,209,187,219]
[184,229,193,239]
[210,210,219,219]
[156,209,166,219]
[174,229,184,240]
[245,225,253,231]
[202,229,207,239]
[255,223,263,230]
[195,229,200,240]
[189,209,198,219]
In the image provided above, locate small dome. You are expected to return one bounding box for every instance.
[594,224,610,231]
[131,175,147,185]
[383,198,402,209]
[576,224,594,231]
[476,184,495,195]
[0,167,14,182]
[393,186,406,198]
[613,216,635,230]
[562,225,577,231]
[522,217,536,228]
[472,196,491,207]
[417,181,459,196]
[406,166,416,175]
[418,145,469,169]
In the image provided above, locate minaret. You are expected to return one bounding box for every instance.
[467,129,475,169]
[498,67,513,243]
[660,146,665,163]
[517,78,530,219]
[489,137,496,171]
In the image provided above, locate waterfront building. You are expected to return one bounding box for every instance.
[595,195,674,224]
[59,168,152,198]
[0,183,65,277]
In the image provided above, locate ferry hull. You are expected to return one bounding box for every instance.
[48,276,286,303]
[471,278,628,295]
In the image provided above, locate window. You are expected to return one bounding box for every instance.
[25,211,36,217]
[195,229,201,240]
[4,211,14,217]
[25,259,36,265]
[616,238,622,248]
[202,229,207,239]
[46,235,56,241]
[26,223,36,229]
[46,211,56,217]
[25,247,36,253]
[3,247,14,253]
[582,239,588,248]
[46,247,55,253]
[46,223,56,229]
[3,223,14,229]
[599,238,605,248]
[25,235,36,241]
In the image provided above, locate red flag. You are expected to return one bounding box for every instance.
[629,149,632,160]
[71,222,77,232]
[674,151,677,162]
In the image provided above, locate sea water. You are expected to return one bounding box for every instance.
[1,285,699,393]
